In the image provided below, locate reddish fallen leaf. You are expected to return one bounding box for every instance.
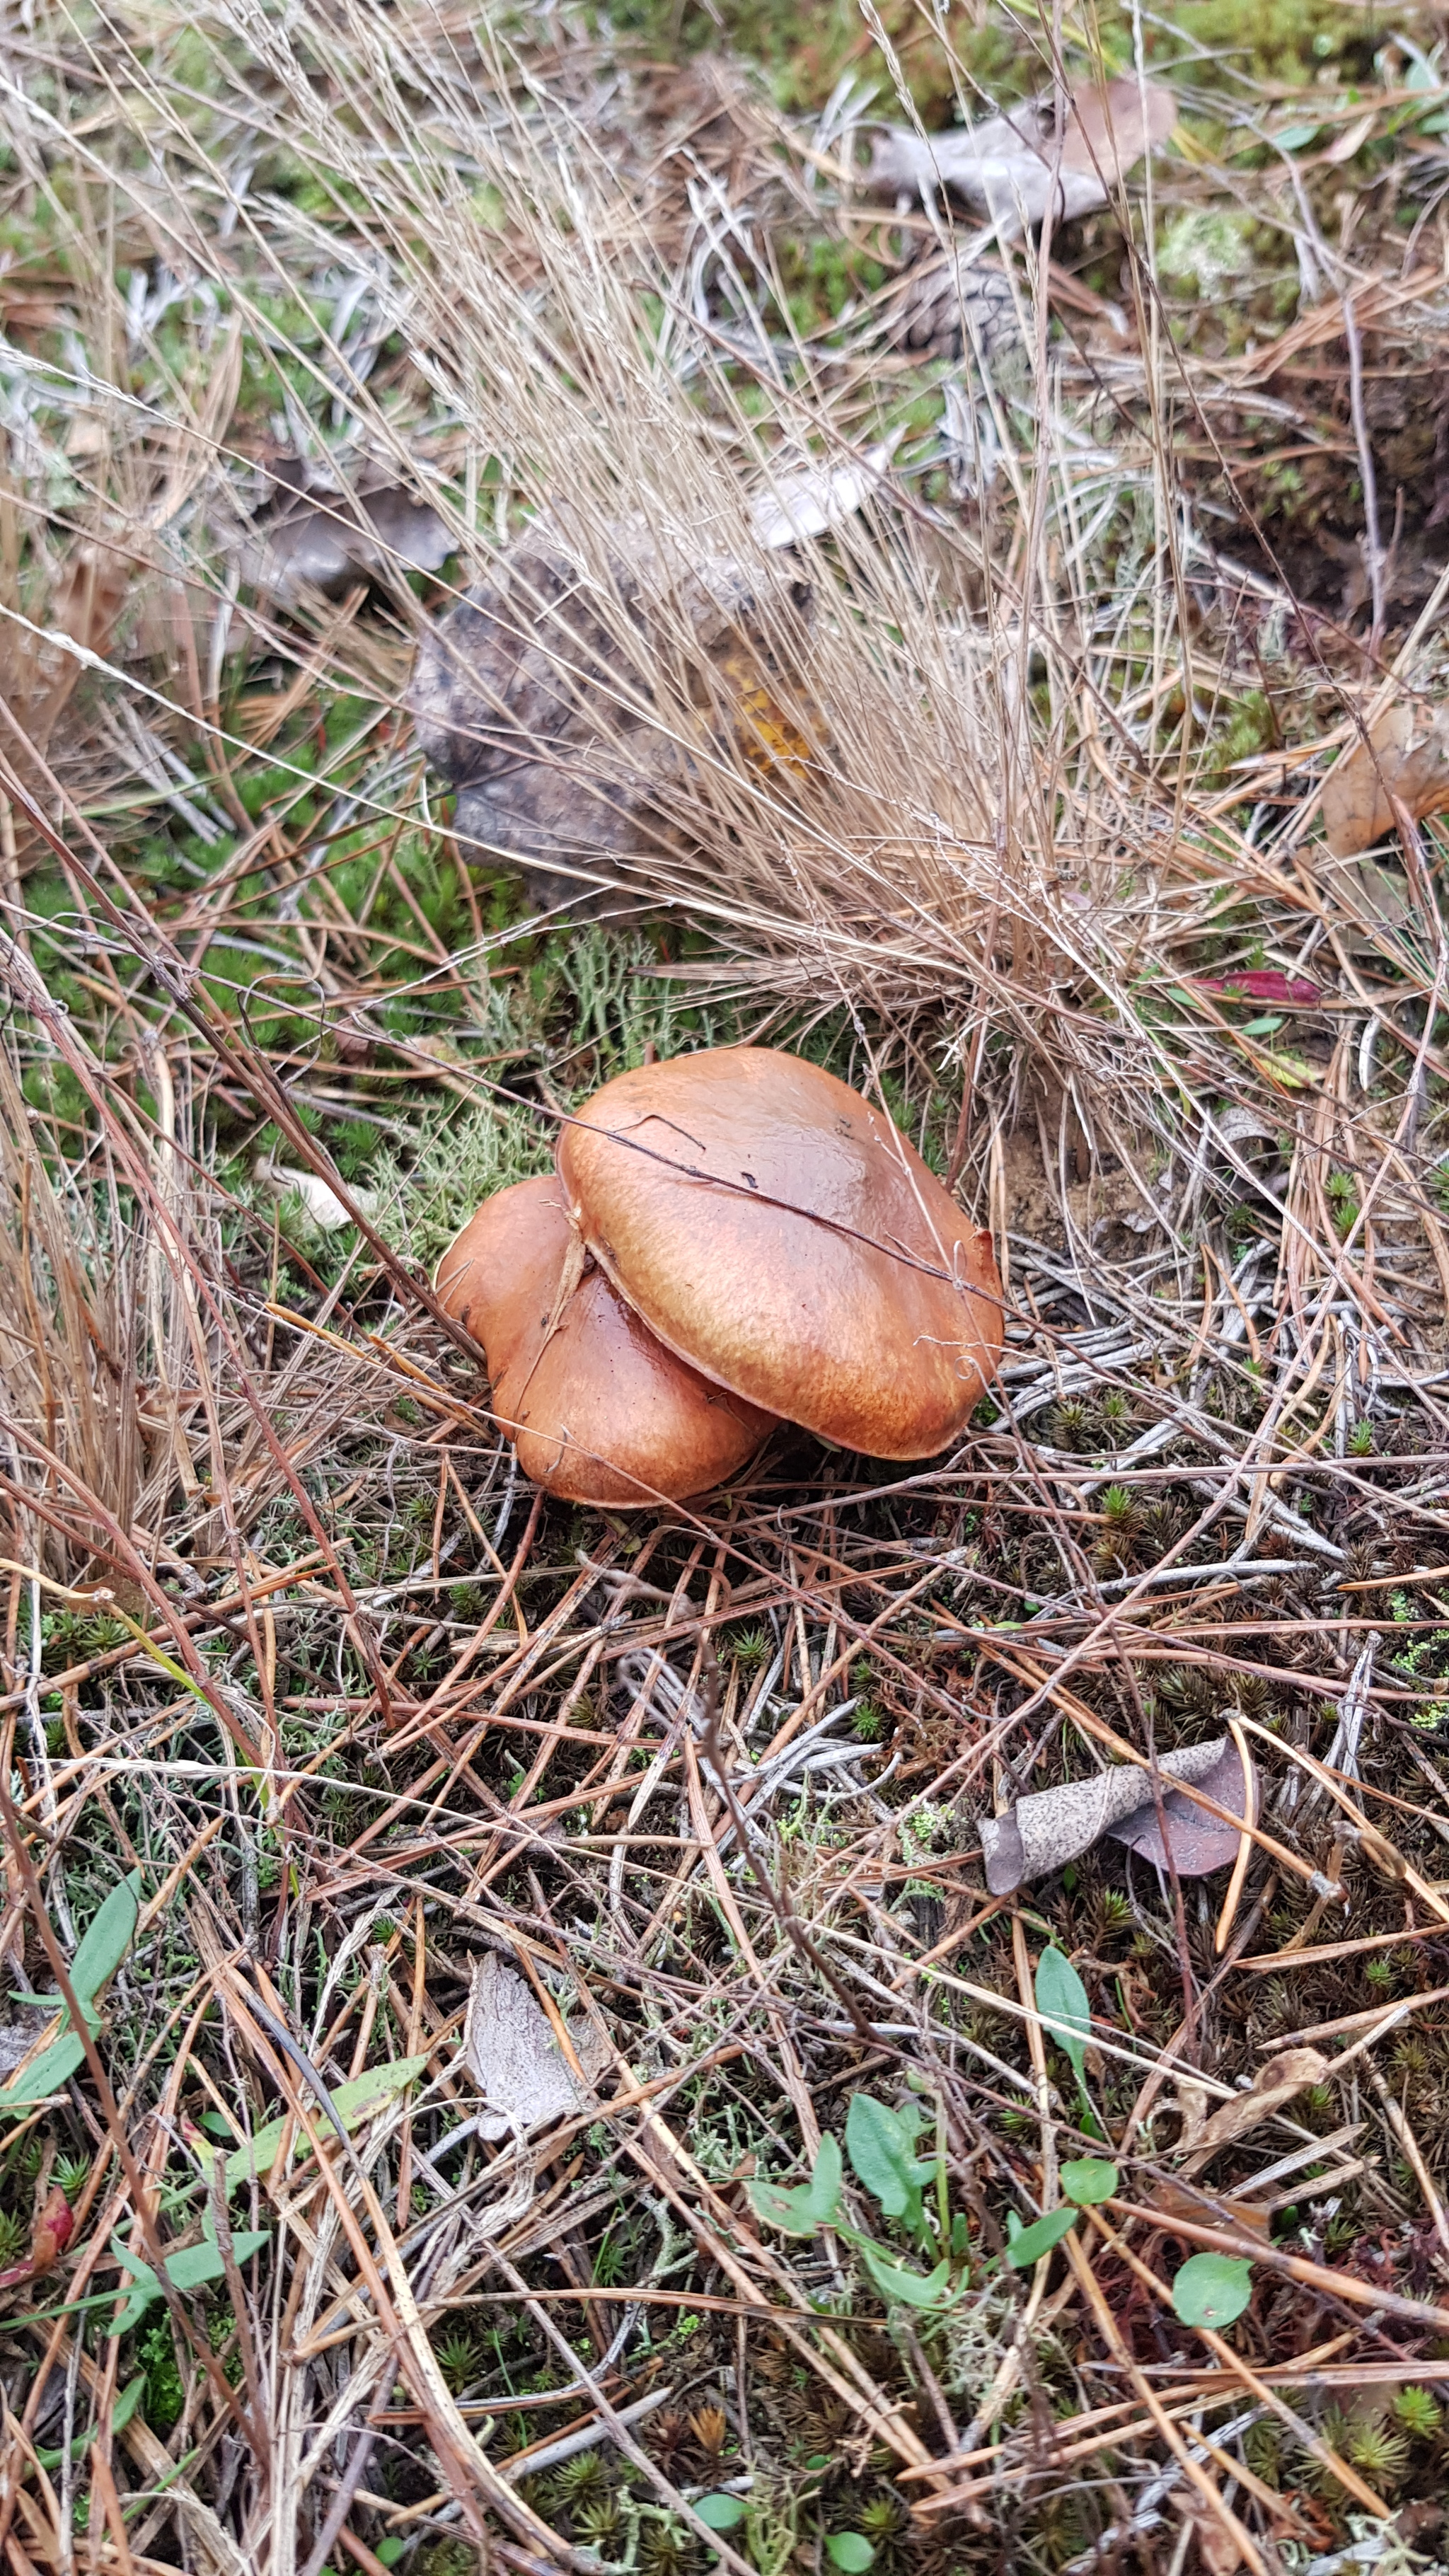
[0,2184,74,2288]
[1192,971,1322,1005]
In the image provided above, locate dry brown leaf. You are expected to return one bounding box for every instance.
[1063,79,1179,185]
[1181,2047,1328,2168]
[464,1953,611,2140]
[1148,2176,1273,2243]
[1322,698,1449,857]
[867,77,1174,229]
[1177,2500,1248,2576]
[979,1735,1254,1894]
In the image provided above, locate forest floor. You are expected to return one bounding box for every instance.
[4,1,1449,2572]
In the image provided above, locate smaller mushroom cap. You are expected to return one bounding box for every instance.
[436,1177,776,1506]
[558,1049,1003,1460]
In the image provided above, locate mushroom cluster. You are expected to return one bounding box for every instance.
[437,1047,1003,1506]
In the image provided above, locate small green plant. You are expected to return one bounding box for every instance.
[1393,2386,1441,2439]
[1034,1946,1105,2133]
[749,2092,1118,2313]
[1172,2253,1253,2329]
[696,2493,745,2531]
[1346,2419,1410,2484]
[826,2541,876,2572]
[1348,1419,1375,1455]
[434,2328,480,2392]
[576,2494,625,2544]
[732,1627,769,1668]
[1004,2161,1119,2270]
[3,1869,143,2108]
[139,2316,185,2433]
[550,2450,611,2507]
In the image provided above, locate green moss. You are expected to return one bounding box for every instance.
[1143,0,1382,82]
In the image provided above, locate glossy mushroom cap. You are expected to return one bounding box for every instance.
[435,1177,776,1506]
[558,1049,1003,1460]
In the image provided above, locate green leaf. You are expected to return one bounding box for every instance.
[845,2094,925,2231]
[374,2545,406,2568]
[695,2495,746,2531]
[1004,2205,1079,2268]
[107,2227,271,2333]
[1034,1948,1092,2089]
[1172,2253,1253,2330]
[858,2244,954,2310]
[1061,2159,1119,2206]
[69,1871,142,2004]
[193,2055,430,2194]
[747,2132,841,2239]
[826,2540,876,2572]
[1,2031,88,2106]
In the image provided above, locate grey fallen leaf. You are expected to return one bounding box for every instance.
[238,457,453,606]
[465,1953,611,2141]
[410,510,816,916]
[749,437,901,547]
[980,1735,1254,1895]
[867,78,1174,231]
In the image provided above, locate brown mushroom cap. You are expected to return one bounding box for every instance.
[435,1176,776,1506]
[558,1048,1003,1460]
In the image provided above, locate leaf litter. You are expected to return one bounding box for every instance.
[2,0,1449,2570]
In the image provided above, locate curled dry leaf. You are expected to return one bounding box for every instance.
[867,79,1174,231]
[410,512,818,916]
[1148,2175,1272,2244]
[1322,698,1449,858]
[1179,2047,1329,2170]
[980,1735,1255,1895]
[1109,1737,1252,1877]
[464,1953,611,2141]
[238,456,453,606]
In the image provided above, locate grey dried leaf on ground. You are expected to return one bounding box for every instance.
[979,1734,1254,1893]
[409,512,815,915]
[866,78,1175,230]
[465,1953,611,2140]
[238,456,453,605]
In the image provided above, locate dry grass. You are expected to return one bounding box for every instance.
[0,1,1448,2571]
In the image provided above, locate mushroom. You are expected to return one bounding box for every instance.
[436,1176,776,1506]
[558,1048,1003,1459]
